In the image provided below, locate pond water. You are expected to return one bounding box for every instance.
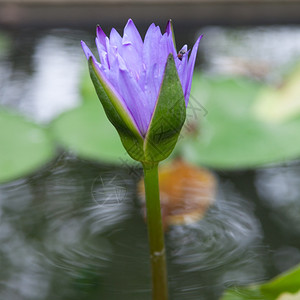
[1,25,300,299]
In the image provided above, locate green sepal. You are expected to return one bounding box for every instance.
[143,54,186,163]
[88,58,144,161]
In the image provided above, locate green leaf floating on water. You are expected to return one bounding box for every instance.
[221,263,300,300]
[261,265,300,298]
[0,109,55,183]
[180,69,300,169]
[51,76,132,164]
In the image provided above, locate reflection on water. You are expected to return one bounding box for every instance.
[167,183,265,300]
[0,155,112,299]
[255,161,300,273]
[87,169,137,234]
[0,153,300,299]
[273,246,300,274]
[0,29,85,123]
[0,153,291,300]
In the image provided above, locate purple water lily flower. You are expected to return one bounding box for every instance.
[81,19,202,137]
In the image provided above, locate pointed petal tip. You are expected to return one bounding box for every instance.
[149,22,156,28]
[96,25,106,38]
[197,34,204,43]
[123,18,143,48]
[165,19,173,34]
[189,34,203,57]
[81,41,92,60]
[145,22,156,35]
[184,35,202,106]
[166,20,171,33]
[125,18,134,27]
[165,19,177,51]
[125,18,139,31]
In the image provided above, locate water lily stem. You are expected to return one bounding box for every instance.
[143,162,168,300]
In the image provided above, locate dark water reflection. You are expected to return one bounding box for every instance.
[167,185,265,300]
[2,154,300,299]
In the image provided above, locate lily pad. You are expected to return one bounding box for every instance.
[0,109,55,183]
[180,70,300,169]
[51,76,132,164]
[221,264,300,300]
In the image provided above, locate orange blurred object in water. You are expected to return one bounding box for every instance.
[138,159,217,230]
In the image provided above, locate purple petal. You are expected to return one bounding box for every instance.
[105,37,119,72]
[95,38,109,69]
[143,23,162,69]
[176,49,189,94]
[144,63,160,114]
[109,28,122,49]
[122,19,143,49]
[96,25,107,52]
[119,19,144,78]
[81,40,96,61]
[166,31,177,59]
[119,43,144,81]
[184,35,203,105]
[165,19,177,53]
[157,33,172,78]
[165,20,172,35]
[118,69,150,136]
[117,53,127,71]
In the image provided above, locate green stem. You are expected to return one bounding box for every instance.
[143,162,169,300]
